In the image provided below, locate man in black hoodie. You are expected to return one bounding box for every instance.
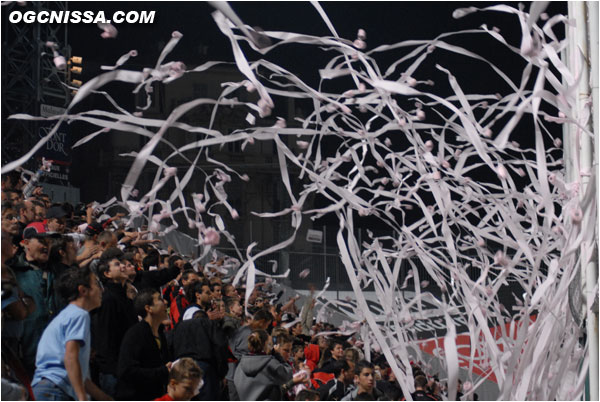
[91,247,137,398]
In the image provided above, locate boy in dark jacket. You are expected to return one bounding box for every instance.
[342,360,384,401]
[91,247,138,397]
[116,289,172,400]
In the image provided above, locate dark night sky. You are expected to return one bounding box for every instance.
[27,1,567,215]
[66,2,567,88]
[58,2,569,211]
[63,1,568,146]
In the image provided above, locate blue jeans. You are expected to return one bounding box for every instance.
[32,378,74,401]
[194,360,218,401]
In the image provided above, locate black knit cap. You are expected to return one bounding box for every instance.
[100,247,124,262]
[84,221,103,236]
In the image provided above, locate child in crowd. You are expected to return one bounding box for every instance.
[31,265,111,401]
[154,357,204,401]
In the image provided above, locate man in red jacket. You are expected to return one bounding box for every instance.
[169,270,201,328]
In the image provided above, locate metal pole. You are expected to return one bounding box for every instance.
[587,0,599,197]
[568,2,598,400]
[584,2,599,400]
[323,225,327,291]
[562,44,574,184]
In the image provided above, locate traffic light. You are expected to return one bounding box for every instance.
[68,56,83,94]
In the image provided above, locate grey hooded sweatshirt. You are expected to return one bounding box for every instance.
[233,354,292,401]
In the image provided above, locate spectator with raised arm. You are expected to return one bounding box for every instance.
[91,248,138,398]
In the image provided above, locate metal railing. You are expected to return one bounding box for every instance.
[213,246,442,293]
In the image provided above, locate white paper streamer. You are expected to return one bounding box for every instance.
[4,4,593,400]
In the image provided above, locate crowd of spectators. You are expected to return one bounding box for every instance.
[2,170,469,401]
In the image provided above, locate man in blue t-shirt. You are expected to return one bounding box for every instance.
[32,265,112,401]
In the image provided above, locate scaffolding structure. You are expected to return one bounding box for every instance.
[1,2,70,167]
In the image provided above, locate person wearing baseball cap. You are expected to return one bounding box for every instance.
[45,205,68,234]
[9,221,62,375]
